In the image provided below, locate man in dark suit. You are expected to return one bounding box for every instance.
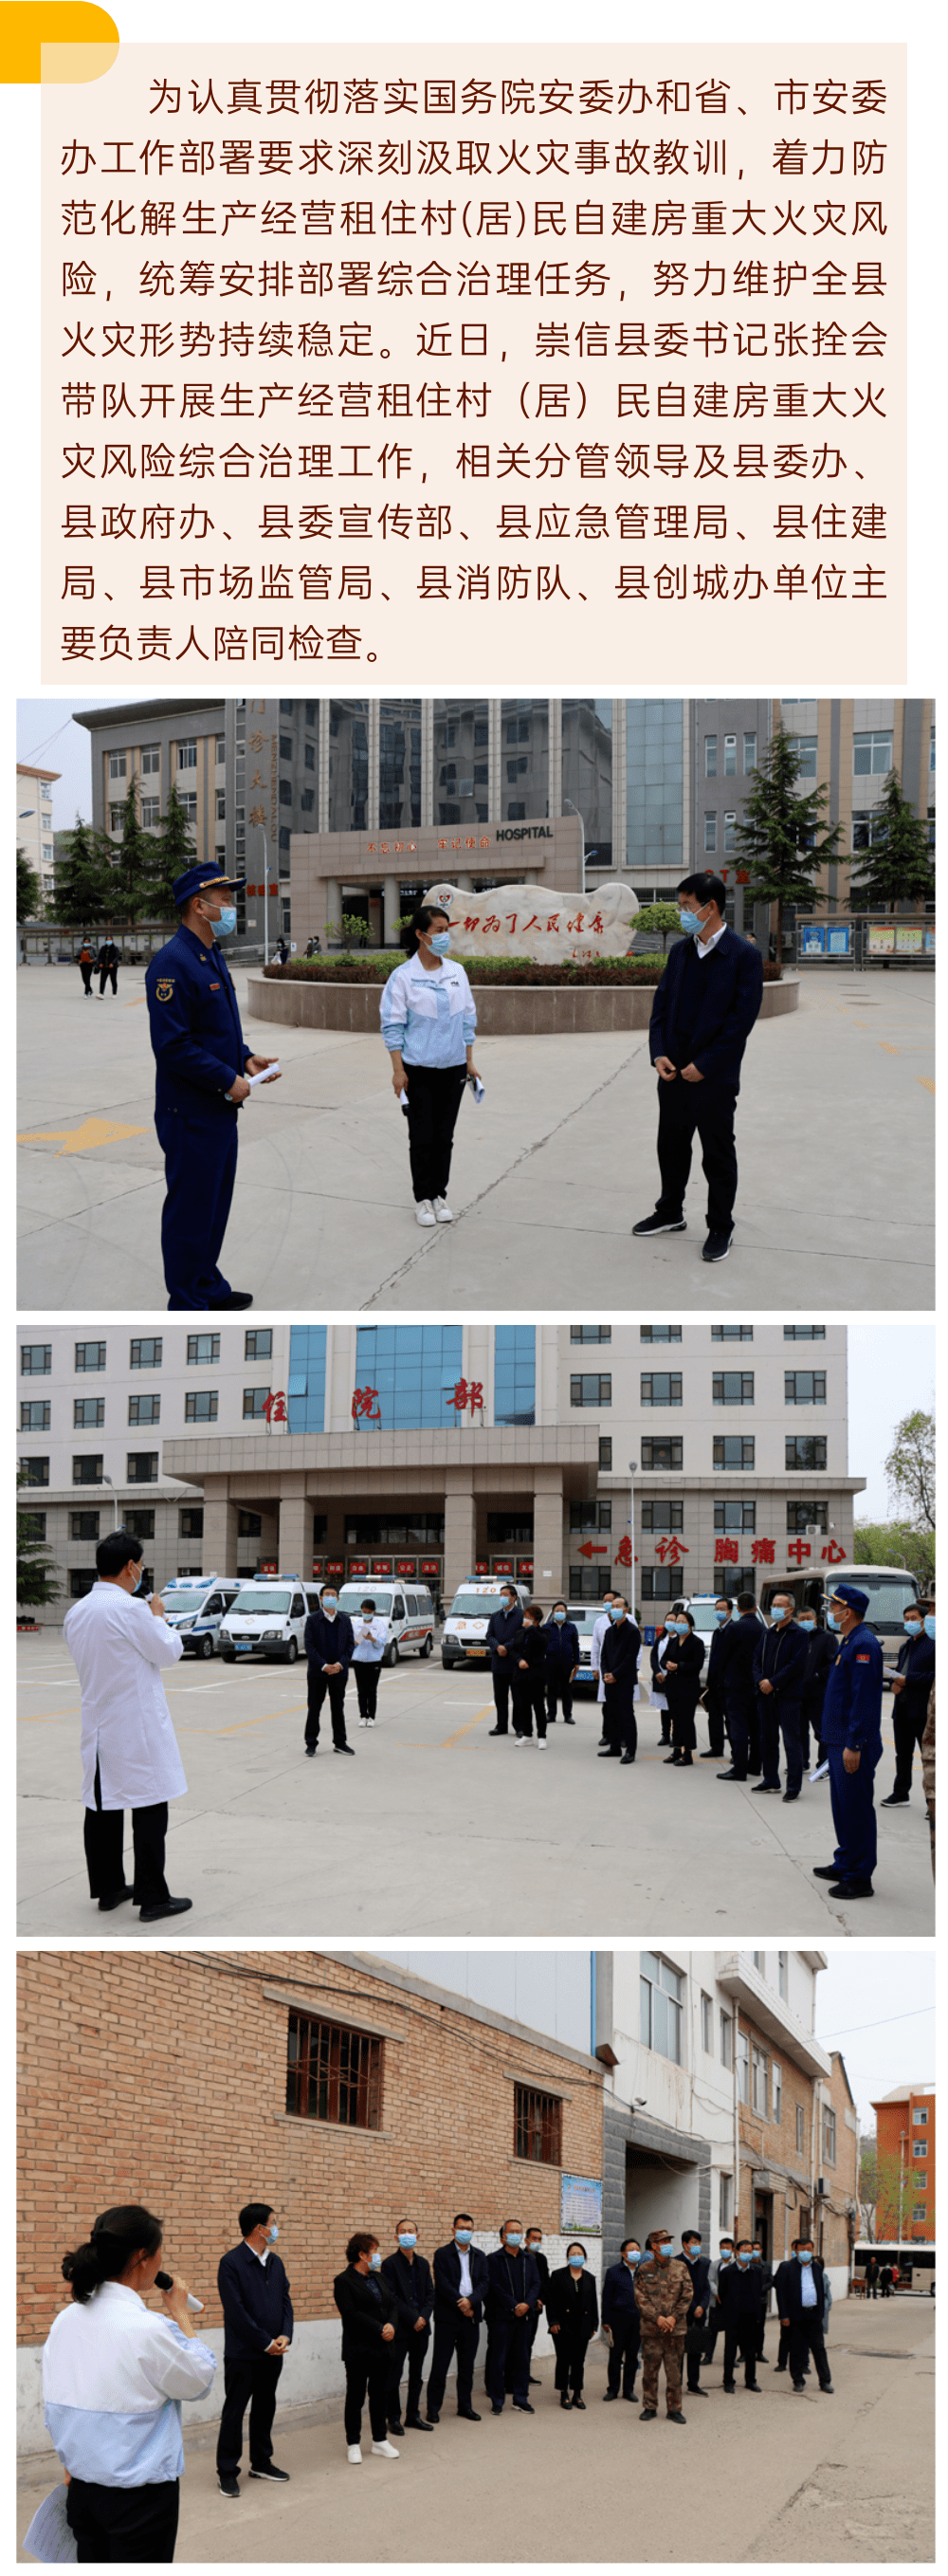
[546,2247,600,2408]
[632,869,764,1264]
[700,1598,735,1757]
[601,2241,643,2400]
[97,934,119,994]
[381,2221,434,2433]
[719,1594,762,1781]
[775,2238,833,2392]
[681,2229,711,2396]
[485,1584,524,1738]
[718,2241,765,2391]
[883,1601,936,1806]
[216,2200,293,2499]
[303,1584,355,1755]
[750,2239,774,2362]
[484,2222,541,2414]
[426,2216,490,2422]
[524,2227,550,2385]
[798,1613,836,1769]
[753,1597,809,1800]
[145,862,278,1310]
[597,1599,642,1764]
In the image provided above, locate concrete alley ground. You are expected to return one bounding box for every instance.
[17,966,934,1311]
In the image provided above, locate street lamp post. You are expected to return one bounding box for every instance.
[562,798,586,897]
[101,1475,119,1530]
[257,823,270,966]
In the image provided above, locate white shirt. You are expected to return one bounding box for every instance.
[352,1614,388,1664]
[800,2263,818,2308]
[457,2246,473,2298]
[64,1582,187,1810]
[44,2281,215,2489]
[592,1610,611,1702]
[694,921,728,960]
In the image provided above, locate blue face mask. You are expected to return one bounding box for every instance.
[924,1615,936,1639]
[684,2244,702,2259]
[323,1597,337,1614]
[268,2223,279,2241]
[454,2230,472,2246]
[797,2250,813,2265]
[609,1605,623,1621]
[368,2252,382,2271]
[623,2251,641,2265]
[554,1610,566,1623]
[737,2253,751,2268]
[714,1610,729,1625]
[827,1611,840,1631]
[771,1606,790,1623]
[569,2255,585,2270]
[799,1617,815,1631]
[212,905,237,939]
[429,929,451,956]
[904,1620,921,1635]
[504,2234,522,2250]
[656,2243,676,2260]
[397,2234,417,2250]
[678,907,702,934]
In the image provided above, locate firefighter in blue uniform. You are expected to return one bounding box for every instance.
[812,1584,884,1902]
[145,863,280,1310]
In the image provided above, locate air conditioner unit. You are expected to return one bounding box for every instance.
[817,2177,828,2197]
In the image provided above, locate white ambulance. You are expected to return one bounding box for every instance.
[441,1577,532,1671]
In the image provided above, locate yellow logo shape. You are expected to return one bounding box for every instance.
[18,1116,146,1156]
[155,979,174,1002]
[0,6,118,83]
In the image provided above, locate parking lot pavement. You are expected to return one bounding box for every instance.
[17,2297,935,2564]
[16,968,934,1311]
[18,1639,934,1940]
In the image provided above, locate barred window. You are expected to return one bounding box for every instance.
[514,2084,562,2165]
[286,2012,383,2128]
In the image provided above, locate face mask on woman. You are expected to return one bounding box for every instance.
[368,2252,382,2271]
[428,929,451,956]
[568,2254,585,2271]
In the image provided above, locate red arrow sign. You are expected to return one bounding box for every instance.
[578,1540,609,1558]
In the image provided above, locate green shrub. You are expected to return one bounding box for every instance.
[262,953,782,988]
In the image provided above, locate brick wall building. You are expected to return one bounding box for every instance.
[872,2083,936,2241]
[17,1947,603,2453]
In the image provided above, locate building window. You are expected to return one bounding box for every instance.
[723,734,737,775]
[822,2107,836,2166]
[642,1437,683,1471]
[21,1402,50,1431]
[125,1510,155,1540]
[514,2085,563,2165]
[569,1500,612,1533]
[911,2140,927,2158]
[853,728,893,777]
[238,1510,262,1537]
[640,1373,683,1408]
[723,813,737,851]
[713,1436,755,1469]
[21,1512,47,1547]
[786,732,818,779]
[74,1398,105,1428]
[494,1325,536,1426]
[913,2108,928,2125]
[141,745,160,777]
[570,1323,611,1342]
[571,1373,611,1407]
[913,2204,928,2222]
[738,2032,750,2105]
[786,1436,828,1470]
[641,1499,684,1532]
[785,1371,827,1406]
[778,1951,788,1997]
[109,803,124,832]
[704,735,718,777]
[20,1457,49,1486]
[21,1344,52,1375]
[108,751,126,782]
[72,1455,103,1485]
[598,1437,612,1469]
[70,1511,100,1539]
[187,1334,220,1365]
[720,2010,733,2070]
[704,812,718,853]
[286,2012,383,2128]
[177,738,197,769]
[783,1325,826,1340]
[753,1950,763,1969]
[141,799,160,829]
[69,1570,97,1599]
[570,1564,614,1600]
[215,791,227,821]
[243,1387,269,1419]
[130,1338,162,1369]
[75,1341,106,1373]
[719,2173,733,2230]
[752,2045,768,2115]
[711,1325,753,1341]
[796,2105,806,2152]
[128,1394,160,1426]
[713,1372,755,1406]
[179,1508,204,1538]
[640,1951,684,2065]
[185,1390,218,1422]
[787,1500,828,1534]
[126,1452,158,1482]
[640,1324,682,1342]
[701,1993,713,2052]
[246,1329,272,1360]
[743,731,757,773]
[642,1566,686,1600]
[714,1500,756,1533]
[773,2062,782,2124]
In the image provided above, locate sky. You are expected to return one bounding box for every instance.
[814,1947,936,2133]
[847,1326,935,1521]
[17,696,131,831]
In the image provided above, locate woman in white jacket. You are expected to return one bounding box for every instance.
[379,905,480,1226]
[43,2201,216,2562]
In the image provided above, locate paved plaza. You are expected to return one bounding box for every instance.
[18,1641,933,1941]
[17,2296,935,2564]
[17,966,934,1312]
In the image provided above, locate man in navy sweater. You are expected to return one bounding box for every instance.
[303,1585,355,1756]
[216,2200,293,2499]
[633,870,764,1264]
[601,2240,643,2400]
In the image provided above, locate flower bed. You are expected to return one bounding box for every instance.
[264,953,782,988]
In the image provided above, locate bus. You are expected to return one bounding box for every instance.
[758,1563,921,1647]
[851,2240,935,2295]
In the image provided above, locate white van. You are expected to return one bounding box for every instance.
[335,1581,436,1665]
[218,1574,322,1665]
[159,1573,243,1659]
[442,1578,532,1671]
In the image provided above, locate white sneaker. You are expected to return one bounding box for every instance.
[359,1717,368,1726]
[371,2439,400,2458]
[433,1196,454,1223]
[514,1734,528,1746]
[347,2444,362,2464]
[415,1200,437,1226]
[538,1738,548,1750]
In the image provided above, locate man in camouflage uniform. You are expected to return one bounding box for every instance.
[632,2228,692,2423]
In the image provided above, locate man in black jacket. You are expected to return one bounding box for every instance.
[750,2239,774,2362]
[775,2238,833,2392]
[681,2229,711,2396]
[719,1594,762,1781]
[700,1600,735,1758]
[753,1597,809,1800]
[601,2241,643,2399]
[484,2222,541,2414]
[883,1603,936,1806]
[511,1603,550,1742]
[486,1584,524,1737]
[216,2200,293,2498]
[427,2216,490,2422]
[303,1583,355,1755]
[632,869,764,1264]
[524,2228,550,2385]
[381,2220,434,2433]
[97,935,119,995]
[597,1599,642,1764]
[718,2242,764,2391]
[798,1615,835,1769]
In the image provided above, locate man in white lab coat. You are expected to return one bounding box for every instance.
[63,1528,192,1923]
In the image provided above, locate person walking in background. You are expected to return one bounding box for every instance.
[544,1601,580,1726]
[333,2235,399,2465]
[524,2229,550,2386]
[922,1673,935,1877]
[485,1582,523,1739]
[601,2241,642,2402]
[43,2202,215,2562]
[718,1593,761,1782]
[303,1583,355,1757]
[814,1583,884,1902]
[78,939,94,995]
[882,1598,936,1808]
[864,2253,880,2302]
[633,2231,692,2424]
[63,1527,191,1924]
[798,1607,835,1770]
[97,933,119,995]
[352,1597,387,1728]
[427,2217,488,2424]
[632,869,764,1265]
[753,1595,808,1801]
[380,904,480,1227]
[662,1609,705,1767]
[699,1597,734,1759]
[547,2246,599,2410]
[381,2223,434,2436]
[512,1602,551,1747]
[216,2204,292,2501]
[880,2260,895,2298]
[597,1597,641,1766]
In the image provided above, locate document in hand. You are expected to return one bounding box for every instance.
[247,1063,281,1089]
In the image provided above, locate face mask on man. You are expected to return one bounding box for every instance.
[904,1618,921,1635]
[655,2241,675,2261]
[797,2250,813,2265]
[737,2253,751,2268]
[924,1614,936,1639]
[678,906,705,935]
[799,1616,816,1631]
[267,2223,280,2242]
[771,1604,791,1623]
[828,1611,841,1631]
[397,2233,417,2251]
[684,2242,702,2259]
[714,1609,729,1626]
[323,1596,337,1614]
[503,2233,522,2250]
[206,902,237,940]
[454,2229,473,2247]
[609,1605,624,1622]
[554,1610,566,1624]
[623,2251,641,2266]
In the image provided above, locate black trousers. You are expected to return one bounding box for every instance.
[403,1060,466,1204]
[703,1693,726,1757]
[512,1674,547,1738]
[607,2313,641,2394]
[893,1692,928,1796]
[554,2331,592,2396]
[305,1667,349,1746]
[216,2353,283,2474]
[789,2314,831,2385]
[724,1698,757,1778]
[99,965,118,994]
[484,2311,532,2409]
[66,2477,178,2564]
[722,2325,759,2387]
[760,1699,805,1794]
[427,2310,481,2415]
[655,1071,739,1235]
[388,2320,430,2420]
[355,1662,381,1720]
[686,2332,705,2391]
[546,1673,574,1722]
[80,964,93,994]
[344,2352,390,2446]
[83,1759,170,1910]
[155,1104,238,1311]
[669,1697,698,1755]
[491,1666,513,1733]
[602,1686,638,1756]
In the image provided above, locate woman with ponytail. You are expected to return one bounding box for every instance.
[380,904,481,1225]
[42,2203,216,2561]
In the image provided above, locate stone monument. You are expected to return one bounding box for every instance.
[421,878,639,965]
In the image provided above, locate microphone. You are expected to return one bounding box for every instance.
[155,2270,205,2313]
